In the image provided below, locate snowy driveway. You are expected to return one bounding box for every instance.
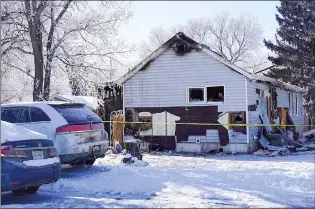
[2,152,315,208]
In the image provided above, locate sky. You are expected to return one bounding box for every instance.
[118,1,281,65]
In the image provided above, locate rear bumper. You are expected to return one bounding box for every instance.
[1,159,61,192]
[59,148,107,164]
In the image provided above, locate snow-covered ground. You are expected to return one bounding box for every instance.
[2,152,315,208]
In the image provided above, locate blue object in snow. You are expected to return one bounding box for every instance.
[115,142,122,153]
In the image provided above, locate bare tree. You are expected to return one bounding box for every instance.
[140,13,268,71]
[1,1,35,103]
[1,1,133,102]
[45,1,133,98]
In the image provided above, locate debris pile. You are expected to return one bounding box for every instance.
[108,137,147,165]
[256,127,315,157]
[254,93,315,157]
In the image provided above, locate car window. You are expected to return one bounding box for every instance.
[52,105,101,124]
[1,107,30,123]
[30,107,51,122]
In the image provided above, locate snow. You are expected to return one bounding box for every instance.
[1,121,48,144]
[23,157,60,167]
[2,152,315,208]
[54,95,99,110]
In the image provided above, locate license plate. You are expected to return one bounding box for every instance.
[75,132,101,144]
[32,150,44,160]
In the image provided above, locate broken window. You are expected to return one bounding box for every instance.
[288,92,291,113]
[188,88,205,102]
[289,92,298,116]
[294,94,298,116]
[139,112,153,136]
[229,112,246,134]
[207,86,224,102]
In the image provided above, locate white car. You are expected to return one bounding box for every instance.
[1,102,109,165]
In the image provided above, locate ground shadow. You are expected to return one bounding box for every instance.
[1,191,151,208]
[148,151,315,163]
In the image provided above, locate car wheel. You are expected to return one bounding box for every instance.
[85,159,95,165]
[12,186,40,195]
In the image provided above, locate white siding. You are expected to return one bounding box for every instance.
[290,93,304,133]
[277,89,289,107]
[187,130,246,143]
[124,49,246,112]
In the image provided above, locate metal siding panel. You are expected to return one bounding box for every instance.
[124,49,246,112]
[246,81,267,140]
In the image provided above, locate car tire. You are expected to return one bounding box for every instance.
[85,159,95,165]
[12,186,40,195]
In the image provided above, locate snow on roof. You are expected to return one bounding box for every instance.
[53,95,99,110]
[1,121,48,144]
[117,32,307,93]
[251,74,307,93]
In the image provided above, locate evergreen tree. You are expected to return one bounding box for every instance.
[264,1,315,119]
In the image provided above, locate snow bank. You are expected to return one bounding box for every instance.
[23,157,60,167]
[54,166,161,198]
[1,121,48,144]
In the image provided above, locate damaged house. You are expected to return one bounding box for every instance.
[118,32,307,153]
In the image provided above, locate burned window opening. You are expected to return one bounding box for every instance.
[139,112,153,136]
[174,43,187,55]
[229,112,246,134]
[188,88,205,102]
[207,86,224,102]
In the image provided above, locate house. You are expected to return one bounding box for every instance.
[117,32,307,153]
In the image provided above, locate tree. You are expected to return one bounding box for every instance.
[140,13,268,71]
[1,1,133,102]
[1,1,34,103]
[263,1,315,119]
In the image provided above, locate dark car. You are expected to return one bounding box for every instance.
[1,121,61,195]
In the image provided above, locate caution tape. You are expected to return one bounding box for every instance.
[102,120,314,127]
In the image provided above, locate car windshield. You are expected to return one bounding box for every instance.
[51,104,102,124]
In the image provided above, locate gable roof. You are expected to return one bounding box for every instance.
[118,32,307,93]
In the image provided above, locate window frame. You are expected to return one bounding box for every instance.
[294,93,298,116]
[186,85,226,104]
[206,85,225,103]
[29,106,51,123]
[186,86,206,103]
[288,92,299,116]
[288,92,291,114]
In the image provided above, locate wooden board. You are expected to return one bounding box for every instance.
[218,125,229,146]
